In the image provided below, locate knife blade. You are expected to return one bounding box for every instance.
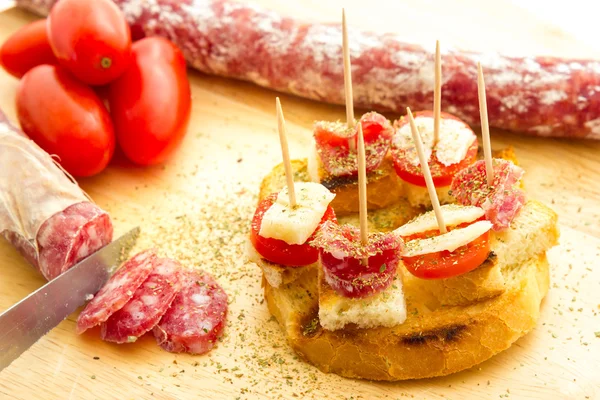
[0,227,140,372]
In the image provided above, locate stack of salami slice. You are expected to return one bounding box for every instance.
[76,249,228,355]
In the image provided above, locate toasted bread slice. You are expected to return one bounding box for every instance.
[318,268,407,331]
[265,253,549,380]
[265,147,519,211]
[490,200,558,268]
[393,201,555,309]
[246,240,314,289]
[308,146,404,214]
[404,183,455,207]
[264,200,558,380]
[400,200,558,307]
[400,252,505,308]
[259,159,312,203]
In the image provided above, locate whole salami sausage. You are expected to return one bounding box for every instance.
[0,110,113,281]
[15,0,600,139]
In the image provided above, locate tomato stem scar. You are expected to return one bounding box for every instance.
[101,57,112,69]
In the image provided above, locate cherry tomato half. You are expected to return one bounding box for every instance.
[16,65,115,177]
[0,19,56,78]
[392,110,478,187]
[48,0,131,85]
[314,112,390,150]
[108,38,191,166]
[400,223,491,279]
[250,194,337,266]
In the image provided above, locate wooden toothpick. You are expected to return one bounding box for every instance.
[357,122,369,265]
[406,107,447,234]
[477,62,494,186]
[342,8,356,151]
[433,40,442,146]
[276,97,297,207]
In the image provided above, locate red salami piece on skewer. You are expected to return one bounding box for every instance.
[451,159,526,230]
[76,249,157,334]
[311,221,403,298]
[101,258,185,344]
[153,270,228,354]
[0,110,113,281]
[314,112,393,177]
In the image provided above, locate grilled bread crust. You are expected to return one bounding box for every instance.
[264,252,551,380]
[257,149,558,380]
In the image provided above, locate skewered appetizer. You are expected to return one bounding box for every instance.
[248,15,558,380]
[247,98,339,288]
[254,104,557,380]
[247,182,336,288]
[307,109,486,211]
[391,110,478,206]
[306,113,403,215]
[305,11,404,215]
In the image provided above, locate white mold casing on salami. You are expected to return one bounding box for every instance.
[15,0,600,139]
[0,111,113,280]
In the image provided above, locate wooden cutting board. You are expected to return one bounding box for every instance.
[0,2,599,399]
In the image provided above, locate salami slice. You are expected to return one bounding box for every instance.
[76,249,157,334]
[310,221,402,298]
[153,270,228,354]
[0,109,113,281]
[36,202,114,280]
[450,159,526,230]
[15,0,600,139]
[100,258,185,344]
[314,112,393,177]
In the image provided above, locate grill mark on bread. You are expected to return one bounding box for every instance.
[402,325,466,345]
[321,174,358,191]
[321,168,386,192]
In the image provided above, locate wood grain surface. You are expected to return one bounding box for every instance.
[0,1,599,399]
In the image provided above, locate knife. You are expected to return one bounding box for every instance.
[0,227,140,372]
